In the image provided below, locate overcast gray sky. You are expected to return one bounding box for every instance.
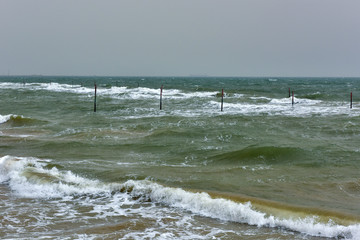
[1,0,359,77]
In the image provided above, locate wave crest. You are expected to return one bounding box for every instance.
[212,146,307,164]
[0,114,44,127]
[1,155,359,239]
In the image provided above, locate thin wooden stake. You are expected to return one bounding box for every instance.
[160,85,163,110]
[94,83,97,112]
[350,92,353,109]
[292,91,294,106]
[221,89,224,111]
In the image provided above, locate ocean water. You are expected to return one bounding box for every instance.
[0,76,359,239]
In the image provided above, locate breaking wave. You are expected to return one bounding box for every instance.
[1,81,358,117]
[1,155,359,239]
[0,114,42,126]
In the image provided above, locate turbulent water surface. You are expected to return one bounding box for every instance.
[0,76,360,239]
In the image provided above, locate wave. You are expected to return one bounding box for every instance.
[0,82,217,100]
[145,128,189,139]
[0,156,105,197]
[210,96,358,117]
[269,97,322,105]
[211,146,308,165]
[0,114,44,126]
[1,155,359,239]
[0,81,85,92]
[0,114,14,124]
[339,180,360,198]
[302,92,328,100]
[1,82,358,117]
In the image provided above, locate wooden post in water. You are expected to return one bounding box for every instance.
[94,83,97,112]
[350,92,353,109]
[221,89,224,111]
[160,85,163,110]
[292,91,294,106]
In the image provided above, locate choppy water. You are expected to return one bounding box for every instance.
[0,76,360,239]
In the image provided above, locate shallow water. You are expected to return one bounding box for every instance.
[1,76,360,239]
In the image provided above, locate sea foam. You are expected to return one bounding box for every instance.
[1,81,358,117]
[1,155,359,239]
[0,114,14,124]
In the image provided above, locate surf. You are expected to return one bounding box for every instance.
[0,114,44,127]
[1,155,359,239]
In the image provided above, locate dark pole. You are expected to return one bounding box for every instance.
[350,92,353,109]
[221,89,224,111]
[160,86,162,110]
[292,91,294,106]
[94,83,97,112]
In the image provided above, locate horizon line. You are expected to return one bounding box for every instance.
[0,74,359,79]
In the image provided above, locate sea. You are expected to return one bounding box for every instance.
[0,76,359,239]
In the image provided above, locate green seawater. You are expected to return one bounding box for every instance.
[0,76,360,239]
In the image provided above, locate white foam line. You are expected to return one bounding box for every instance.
[0,114,18,124]
[0,82,219,100]
[0,156,108,197]
[124,180,360,239]
[1,156,359,239]
[209,99,359,117]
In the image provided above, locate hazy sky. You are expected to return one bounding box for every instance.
[1,0,359,77]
